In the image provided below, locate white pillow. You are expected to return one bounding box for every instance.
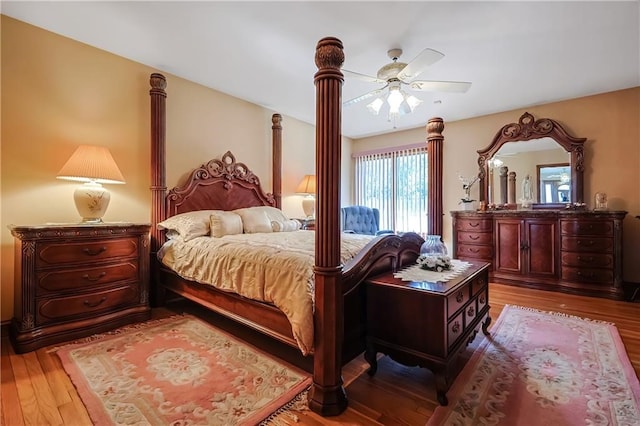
[234,208,273,233]
[157,210,220,241]
[210,211,243,237]
[272,219,302,232]
[234,206,290,234]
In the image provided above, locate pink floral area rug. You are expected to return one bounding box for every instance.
[428,304,640,426]
[55,314,311,425]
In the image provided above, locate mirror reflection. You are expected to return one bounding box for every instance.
[478,112,586,208]
[537,163,570,203]
[486,137,570,205]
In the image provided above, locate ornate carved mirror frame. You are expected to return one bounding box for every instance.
[477,112,586,208]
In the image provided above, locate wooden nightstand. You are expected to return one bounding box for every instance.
[364,261,491,405]
[297,218,315,230]
[9,223,151,353]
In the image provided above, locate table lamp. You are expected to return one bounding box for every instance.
[57,145,125,223]
[295,174,316,219]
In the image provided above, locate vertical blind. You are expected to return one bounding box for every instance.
[354,145,428,236]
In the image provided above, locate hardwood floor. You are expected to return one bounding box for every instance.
[2,283,638,425]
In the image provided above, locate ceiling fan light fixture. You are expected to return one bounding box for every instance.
[387,87,404,114]
[406,94,422,112]
[366,98,384,115]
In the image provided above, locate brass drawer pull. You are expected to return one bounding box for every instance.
[479,295,486,304]
[469,248,480,253]
[456,292,464,303]
[83,246,107,256]
[82,272,107,282]
[84,297,107,308]
[467,306,475,317]
[469,235,480,240]
[469,222,479,227]
[452,321,461,333]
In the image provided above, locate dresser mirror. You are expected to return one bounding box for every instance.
[477,112,586,208]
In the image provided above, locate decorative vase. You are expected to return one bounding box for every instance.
[420,235,448,255]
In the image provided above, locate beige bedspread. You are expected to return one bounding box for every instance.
[158,230,373,355]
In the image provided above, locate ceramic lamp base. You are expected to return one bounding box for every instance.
[301,196,315,219]
[73,182,110,223]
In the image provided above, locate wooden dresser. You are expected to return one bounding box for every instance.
[9,223,151,353]
[364,261,491,405]
[451,210,627,299]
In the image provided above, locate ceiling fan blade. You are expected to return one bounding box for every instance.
[397,48,445,82]
[409,80,472,93]
[344,86,388,106]
[342,69,386,85]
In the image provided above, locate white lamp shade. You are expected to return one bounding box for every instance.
[57,145,125,184]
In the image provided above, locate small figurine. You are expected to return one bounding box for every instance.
[595,192,608,210]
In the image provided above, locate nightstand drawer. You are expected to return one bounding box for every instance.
[37,261,139,294]
[36,285,140,325]
[37,237,139,267]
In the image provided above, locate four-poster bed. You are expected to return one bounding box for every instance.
[148,38,434,415]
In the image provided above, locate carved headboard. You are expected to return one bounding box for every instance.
[166,151,276,216]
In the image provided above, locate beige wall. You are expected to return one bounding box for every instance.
[1,16,324,321]
[354,87,640,282]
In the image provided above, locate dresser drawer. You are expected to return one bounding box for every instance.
[561,266,613,284]
[561,252,613,269]
[561,237,613,253]
[447,286,469,318]
[456,219,492,232]
[561,220,613,236]
[37,237,139,267]
[37,261,139,294]
[36,285,140,325]
[457,231,492,245]
[456,244,493,260]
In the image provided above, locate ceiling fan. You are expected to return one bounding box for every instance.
[343,48,472,120]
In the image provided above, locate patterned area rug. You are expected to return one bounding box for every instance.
[56,314,311,425]
[428,305,640,426]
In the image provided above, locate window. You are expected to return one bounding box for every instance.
[354,145,428,235]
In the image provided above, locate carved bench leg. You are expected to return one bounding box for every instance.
[433,368,450,406]
[365,342,378,376]
[482,314,492,335]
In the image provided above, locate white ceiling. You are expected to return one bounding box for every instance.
[3,1,639,139]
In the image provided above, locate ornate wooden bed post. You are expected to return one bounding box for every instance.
[150,73,167,303]
[271,113,282,209]
[426,117,445,237]
[309,37,347,416]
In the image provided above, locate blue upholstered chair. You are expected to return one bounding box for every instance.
[340,206,393,236]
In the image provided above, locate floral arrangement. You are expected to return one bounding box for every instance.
[417,254,453,272]
[458,173,480,203]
